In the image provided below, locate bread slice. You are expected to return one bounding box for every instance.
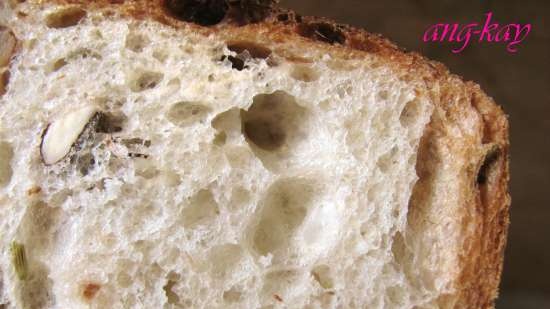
[0,1,510,308]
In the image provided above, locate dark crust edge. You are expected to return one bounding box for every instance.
[15,1,510,308]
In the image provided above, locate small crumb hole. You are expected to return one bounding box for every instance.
[297,22,346,45]
[181,189,219,227]
[376,147,399,173]
[66,48,102,60]
[75,152,95,176]
[0,69,10,96]
[391,232,406,266]
[378,90,389,100]
[222,55,246,71]
[222,41,273,71]
[253,178,315,256]
[290,64,320,82]
[125,32,150,52]
[0,141,14,188]
[167,102,211,127]
[399,99,422,127]
[153,49,168,62]
[45,7,87,28]
[0,27,17,67]
[48,58,67,72]
[163,272,181,305]
[477,146,501,185]
[229,186,250,210]
[208,244,244,278]
[311,265,334,289]
[129,71,163,92]
[227,41,272,60]
[223,286,243,303]
[95,112,126,133]
[116,272,132,288]
[213,132,227,146]
[241,91,307,151]
[165,0,228,26]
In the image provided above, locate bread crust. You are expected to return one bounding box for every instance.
[7,1,510,308]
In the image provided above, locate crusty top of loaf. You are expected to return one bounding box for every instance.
[0,1,510,308]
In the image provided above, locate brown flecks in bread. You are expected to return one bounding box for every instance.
[27,186,42,196]
[81,282,101,301]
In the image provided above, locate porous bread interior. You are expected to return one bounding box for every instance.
[0,3,461,309]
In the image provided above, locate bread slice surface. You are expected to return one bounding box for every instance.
[0,1,509,308]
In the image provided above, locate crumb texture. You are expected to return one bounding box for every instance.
[0,2,504,309]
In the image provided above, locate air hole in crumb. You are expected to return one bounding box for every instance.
[229,186,250,210]
[311,265,333,289]
[297,22,346,45]
[477,146,500,185]
[0,141,13,188]
[223,286,243,303]
[95,112,126,133]
[163,272,180,305]
[45,7,86,28]
[66,48,102,60]
[181,189,219,227]
[213,132,227,146]
[227,41,272,60]
[377,147,399,173]
[153,49,168,62]
[165,0,228,26]
[129,71,164,92]
[116,272,132,288]
[222,41,272,71]
[0,27,17,67]
[208,244,243,278]
[241,91,307,151]
[48,58,67,72]
[167,102,211,127]
[290,64,320,82]
[399,99,422,127]
[378,90,389,100]
[76,152,95,175]
[391,232,406,266]
[253,178,315,256]
[125,32,150,52]
[0,69,10,96]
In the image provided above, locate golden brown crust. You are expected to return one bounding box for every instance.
[454,85,510,309]
[13,1,510,308]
